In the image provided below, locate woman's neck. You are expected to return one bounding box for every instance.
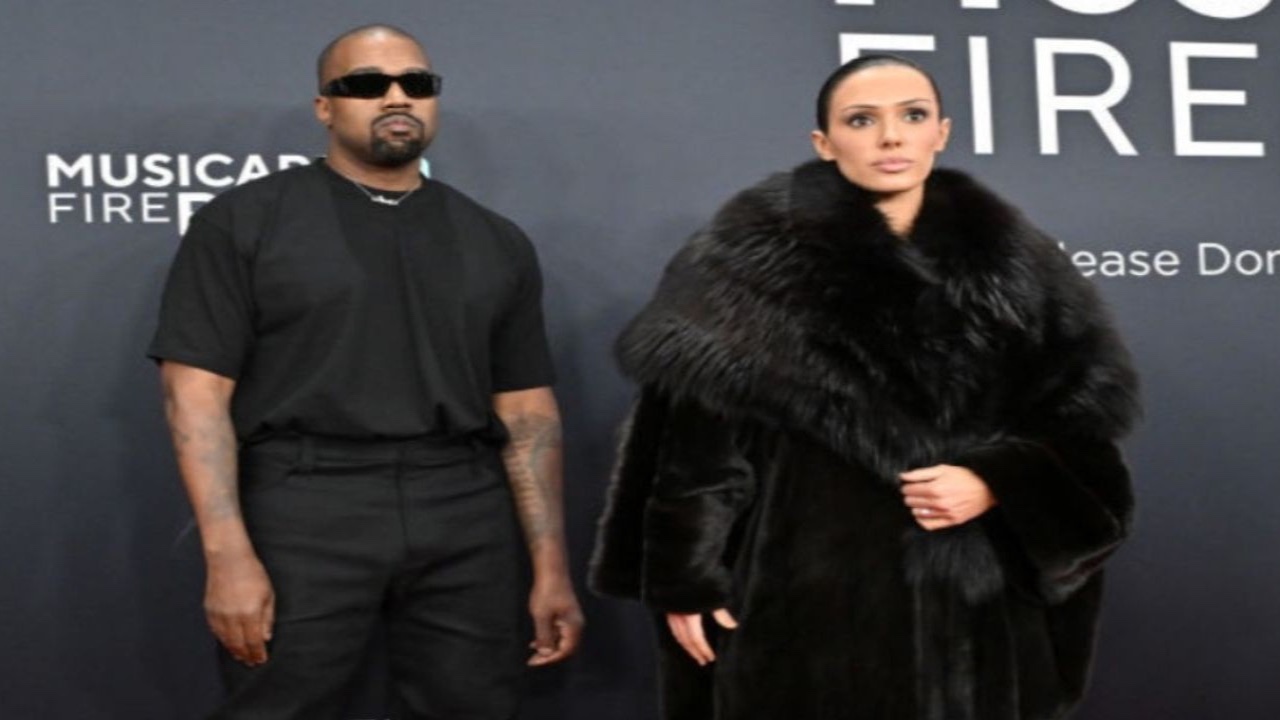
[875,186,924,239]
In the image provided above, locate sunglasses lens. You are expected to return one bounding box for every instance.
[339,74,393,98]
[397,73,441,98]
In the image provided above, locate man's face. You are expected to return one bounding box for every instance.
[314,32,439,170]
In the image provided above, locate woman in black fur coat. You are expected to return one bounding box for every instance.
[590,55,1139,720]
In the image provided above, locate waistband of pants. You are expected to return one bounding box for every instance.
[243,433,490,470]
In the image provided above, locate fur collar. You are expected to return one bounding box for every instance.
[616,159,1138,481]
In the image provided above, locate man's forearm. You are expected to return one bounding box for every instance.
[498,410,569,574]
[161,370,251,559]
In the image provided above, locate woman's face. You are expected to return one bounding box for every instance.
[810,64,951,198]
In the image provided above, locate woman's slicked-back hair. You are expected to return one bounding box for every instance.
[815,54,944,132]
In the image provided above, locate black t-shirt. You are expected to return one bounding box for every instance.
[148,161,555,442]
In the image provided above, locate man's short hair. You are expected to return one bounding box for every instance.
[316,23,422,92]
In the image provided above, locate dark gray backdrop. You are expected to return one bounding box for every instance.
[2,1,1278,718]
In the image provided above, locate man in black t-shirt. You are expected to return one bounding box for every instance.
[149,24,583,719]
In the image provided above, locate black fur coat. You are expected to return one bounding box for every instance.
[590,160,1140,720]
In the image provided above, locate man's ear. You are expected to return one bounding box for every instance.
[314,95,332,127]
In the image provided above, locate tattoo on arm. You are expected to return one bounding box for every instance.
[499,412,565,552]
[164,391,243,527]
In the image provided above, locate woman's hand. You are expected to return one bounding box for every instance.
[899,464,997,531]
[665,608,739,665]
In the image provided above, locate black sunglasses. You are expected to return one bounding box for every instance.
[321,71,443,99]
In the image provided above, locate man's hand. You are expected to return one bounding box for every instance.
[204,551,275,666]
[666,609,738,666]
[526,573,585,666]
[899,464,997,530]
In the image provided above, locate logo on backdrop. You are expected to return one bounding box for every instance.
[835,0,1278,278]
[46,153,310,235]
[835,0,1271,159]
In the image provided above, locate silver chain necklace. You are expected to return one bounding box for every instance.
[348,178,423,207]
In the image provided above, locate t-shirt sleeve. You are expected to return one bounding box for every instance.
[490,229,556,392]
[146,208,254,379]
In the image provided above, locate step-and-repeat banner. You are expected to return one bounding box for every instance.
[2,1,1277,718]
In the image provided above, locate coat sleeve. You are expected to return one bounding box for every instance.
[588,388,668,599]
[639,396,757,612]
[954,435,1132,604]
[957,242,1139,605]
[588,388,757,612]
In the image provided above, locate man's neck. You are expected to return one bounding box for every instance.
[324,152,421,191]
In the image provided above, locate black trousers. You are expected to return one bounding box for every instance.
[212,435,525,720]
